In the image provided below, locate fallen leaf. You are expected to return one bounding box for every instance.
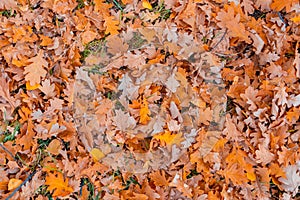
[142,0,153,10]
[81,30,97,45]
[139,97,151,125]
[153,131,183,147]
[8,179,22,191]
[45,172,73,197]
[90,148,105,161]
[291,15,300,23]
[279,163,300,196]
[24,51,48,86]
[47,139,62,155]
[104,16,120,35]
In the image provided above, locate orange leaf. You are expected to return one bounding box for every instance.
[129,99,141,109]
[39,34,53,46]
[246,171,256,181]
[104,16,120,35]
[26,81,40,90]
[139,97,150,124]
[0,181,8,191]
[270,0,298,11]
[291,15,300,23]
[269,163,286,178]
[153,131,183,147]
[94,0,112,15]
[45,172,73,197]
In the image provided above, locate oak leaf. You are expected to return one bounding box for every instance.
[45,172,73,197]
[255,144,274,165]
[149,170,169,186]
[139,97,151,125]
[104,16,120,35]
[24,51,48,86]
[153,131,183,147]
[39,34,53,46]
[113,109,136,132]
[291,15,300,23]
[279,163,300,196]
[39,79,56,98]
[0,0,17,10]
[270,0,298,11]
[222,163,248,185]
[94,0,112,15]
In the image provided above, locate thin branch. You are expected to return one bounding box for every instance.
[5,170,37,200]
[0,143,22,167]
[210,28,228,52]
[0,143,15,159]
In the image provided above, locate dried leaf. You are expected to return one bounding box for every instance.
[24,51,48,86]
[8,179,22,191]
[47,139,62,155]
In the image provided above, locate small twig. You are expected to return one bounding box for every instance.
[0,143,15,160]
[210,28,228,52]
[0,143,23,167]
[277,12,288,27]
[112,0,123,12]
[5,170,37,200]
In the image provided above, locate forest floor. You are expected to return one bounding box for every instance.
[0,0,300,199]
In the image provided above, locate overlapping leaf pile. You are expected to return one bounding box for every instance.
[0,0,299,199]
[74,27,227,174]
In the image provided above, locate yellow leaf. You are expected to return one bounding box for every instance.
[8,179,22,191]
[142,0,152,10]
[90,148,105,161]
[139,97,150,125]
[26,81,40,90]
[45,172,73,197]
[154,131,183,146]
[47,139,62,155]
[246,171,256,181]
[291,15,300,23]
